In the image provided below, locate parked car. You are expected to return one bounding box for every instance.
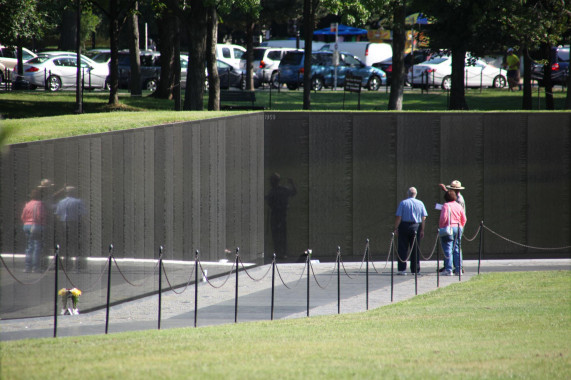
[531,46,569,86]
[320,42,392,66]
[407,55,506,90]
[278,50,386,91]
[87,49,111,64]
[206,60,260,90]
[0,45,36,84]
[116,50,161,91]
[115,51,188,92]
[240,47,294,88]
[19,53,109,91]
[216,43,246,70]
[373,49,432,85]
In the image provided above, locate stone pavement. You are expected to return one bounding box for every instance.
[1,259,569,341]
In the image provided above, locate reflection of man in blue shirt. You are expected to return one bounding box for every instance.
[55,187,86,269]
[394,187,427,275]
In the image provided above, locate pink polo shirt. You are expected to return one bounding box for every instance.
[439,201,466,228]
[21,200,45,225]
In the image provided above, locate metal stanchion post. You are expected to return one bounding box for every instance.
[414,231,418,295]
[105,244,113,334]
[436,229,440,288]
[366,239,369,310]
[158,246,163,330]
[234,247,239,323]
[194,250,198,327]
[391,232,394,302]
[337,246,341,314]
[271,253,276,320]
[53,244,60,338]
[478,221,484,275]
[306,250,311,317]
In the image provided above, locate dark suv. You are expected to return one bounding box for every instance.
[531,46,569,86]
[116,51,161,91]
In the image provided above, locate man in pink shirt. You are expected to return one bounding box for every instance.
[439,190,467,275]
[21,189,46,273]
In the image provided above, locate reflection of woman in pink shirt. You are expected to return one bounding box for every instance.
[21,189,45,273]
[439,190,467,275]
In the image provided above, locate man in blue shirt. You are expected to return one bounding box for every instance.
[394,187,427,275]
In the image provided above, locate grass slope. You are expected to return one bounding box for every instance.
[1,271,569,379]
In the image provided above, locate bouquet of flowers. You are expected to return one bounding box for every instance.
[58,287,82,315]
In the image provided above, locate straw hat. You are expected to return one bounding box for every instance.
[446,180,465,190]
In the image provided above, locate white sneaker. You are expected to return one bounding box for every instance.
[397,271,407,276]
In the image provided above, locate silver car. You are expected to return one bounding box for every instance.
[21,53,109,91]
[241,47,294,88]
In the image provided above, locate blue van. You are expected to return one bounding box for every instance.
[278,50,386,91]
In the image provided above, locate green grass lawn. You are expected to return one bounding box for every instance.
[1,88,569,144]
[1,271,569,380]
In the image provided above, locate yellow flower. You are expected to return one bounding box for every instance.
[58,288,68,296]
[70,288,82,297]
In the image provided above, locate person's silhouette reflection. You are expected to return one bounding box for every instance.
[266,173,296,261]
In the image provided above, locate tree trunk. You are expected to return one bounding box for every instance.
[388,1,405,110]
[522,47,532,110]
[246,20,255,90]
[128,3,142,97]
[565,68,571,110]
[184,0,207,111]
[302,0,317,110]
[542,43,554,110]
[155,9,179,99]
[59,9,77,51]
[107,0,120,106]
[449,48,468,110]
[206,5,220,111]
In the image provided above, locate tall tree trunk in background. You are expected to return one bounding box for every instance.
[542,43,554,110]
[522,47,532,110]
[449,48,468,110]
[108,0,120,105]
[184,0,207,110]
[206,5,219,110]
[155,7,179,99]
[565,70,571,109]
[59,9,77,51]
[128,2,142,97]
[388,1,405,110]
[245,20,255,90]
[302,0,317,110]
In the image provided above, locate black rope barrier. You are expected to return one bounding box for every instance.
[6,220,571,338]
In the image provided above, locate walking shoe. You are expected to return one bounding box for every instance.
[442,270,452,276]
[397,271,407,276]
[438,267,446,273]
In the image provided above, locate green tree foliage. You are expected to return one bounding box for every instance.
[0,0,45,44]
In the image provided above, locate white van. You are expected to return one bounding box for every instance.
[320,42,392,66]
[260,40,326,50]
[216,43,246,70]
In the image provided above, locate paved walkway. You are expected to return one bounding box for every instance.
[1,259,569,341]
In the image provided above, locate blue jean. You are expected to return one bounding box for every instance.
[440,227,462,272]
[24,224,43,270]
